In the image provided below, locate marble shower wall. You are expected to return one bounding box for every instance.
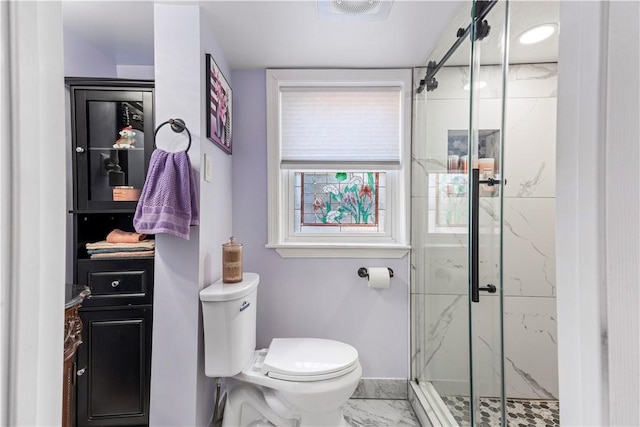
[411,63,558,399]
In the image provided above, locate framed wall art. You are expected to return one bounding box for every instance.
[206,53,232,154]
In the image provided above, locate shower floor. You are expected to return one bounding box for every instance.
[441,395,560,426]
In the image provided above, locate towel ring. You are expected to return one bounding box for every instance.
[153,118,191,152]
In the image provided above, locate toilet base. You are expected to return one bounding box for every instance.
[221,382,351,427]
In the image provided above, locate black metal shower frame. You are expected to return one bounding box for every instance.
[416,0,499,93]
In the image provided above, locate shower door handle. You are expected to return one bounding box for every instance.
[471,168,500,303]
[471,168,481,303]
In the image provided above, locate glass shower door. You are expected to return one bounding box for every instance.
[411,7,476,425]
[467,0,508,425]
[410,0,509,425]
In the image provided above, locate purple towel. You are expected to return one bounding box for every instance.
[134,149,199,240]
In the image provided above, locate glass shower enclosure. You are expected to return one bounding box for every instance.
[411,0,509,425]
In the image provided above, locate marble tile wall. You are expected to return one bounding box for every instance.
[411,63,558,400]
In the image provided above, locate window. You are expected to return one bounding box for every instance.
[266,69,412,258]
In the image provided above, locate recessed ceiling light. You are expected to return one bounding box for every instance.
[463,81,487,91]
[518,24,556,45]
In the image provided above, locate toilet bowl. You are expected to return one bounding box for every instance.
[199,273,362,427]
[223,339,362,427]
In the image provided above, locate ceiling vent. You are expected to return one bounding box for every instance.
[317,0,394,22]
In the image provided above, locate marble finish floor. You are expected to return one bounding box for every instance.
[343,399,420,426]
[441,395,560,426]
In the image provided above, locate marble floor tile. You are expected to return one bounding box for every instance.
[441,395,559,427]
[343,399,420,427]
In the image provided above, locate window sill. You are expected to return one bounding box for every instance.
[265,243,411,259]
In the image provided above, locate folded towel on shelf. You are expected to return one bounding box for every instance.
[133,149,199,240]
[90,250,155,259]
[86,240,155,251]
[106,228,147,244]
[87,247,155,255]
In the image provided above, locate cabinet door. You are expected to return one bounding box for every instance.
[76,308,152,427]
[73,89,154,210]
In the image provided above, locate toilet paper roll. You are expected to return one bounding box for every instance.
[367,267,391,289]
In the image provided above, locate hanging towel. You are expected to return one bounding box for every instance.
[134,149,199,240]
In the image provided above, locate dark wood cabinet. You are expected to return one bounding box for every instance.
[75,308,153,427]
[67,79,155,427]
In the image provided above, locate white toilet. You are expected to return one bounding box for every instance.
[199,273,362,427]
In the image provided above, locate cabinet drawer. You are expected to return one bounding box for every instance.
[77,259,154,307]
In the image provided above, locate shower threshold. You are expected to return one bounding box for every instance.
[410,381,560,426]
[409,381,459,426]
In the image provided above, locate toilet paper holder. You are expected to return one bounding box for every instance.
[357,267,394,279]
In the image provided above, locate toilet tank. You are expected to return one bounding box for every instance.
[199,273,259,377]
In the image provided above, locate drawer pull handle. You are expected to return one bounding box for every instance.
[111,280,120,288]
[77,367,86,376]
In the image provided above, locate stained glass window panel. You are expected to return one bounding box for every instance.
[294,172,384,234]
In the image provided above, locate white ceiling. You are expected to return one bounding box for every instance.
[198,1,465,68]
[61,1,558,71]
[62,0,466,69]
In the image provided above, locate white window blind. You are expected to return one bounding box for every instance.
[280,87,402,169]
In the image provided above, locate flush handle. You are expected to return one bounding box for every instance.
[239,300,250,312]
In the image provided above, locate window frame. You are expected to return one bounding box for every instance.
[265,69,412,258]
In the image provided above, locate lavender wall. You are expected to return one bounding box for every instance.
[116,65,155,80]
[63,27,117,78]
[150,5,232,425]
[230,70,410,379]
[195,10,234,426]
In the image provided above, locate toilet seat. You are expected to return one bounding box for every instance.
[234,348,362,396]
[259,338,359,382]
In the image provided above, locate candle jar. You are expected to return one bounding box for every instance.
[222,236,243,283]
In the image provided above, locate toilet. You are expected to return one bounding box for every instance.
[199,273,362,427]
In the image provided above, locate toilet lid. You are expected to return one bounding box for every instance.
[261,338,359,381]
